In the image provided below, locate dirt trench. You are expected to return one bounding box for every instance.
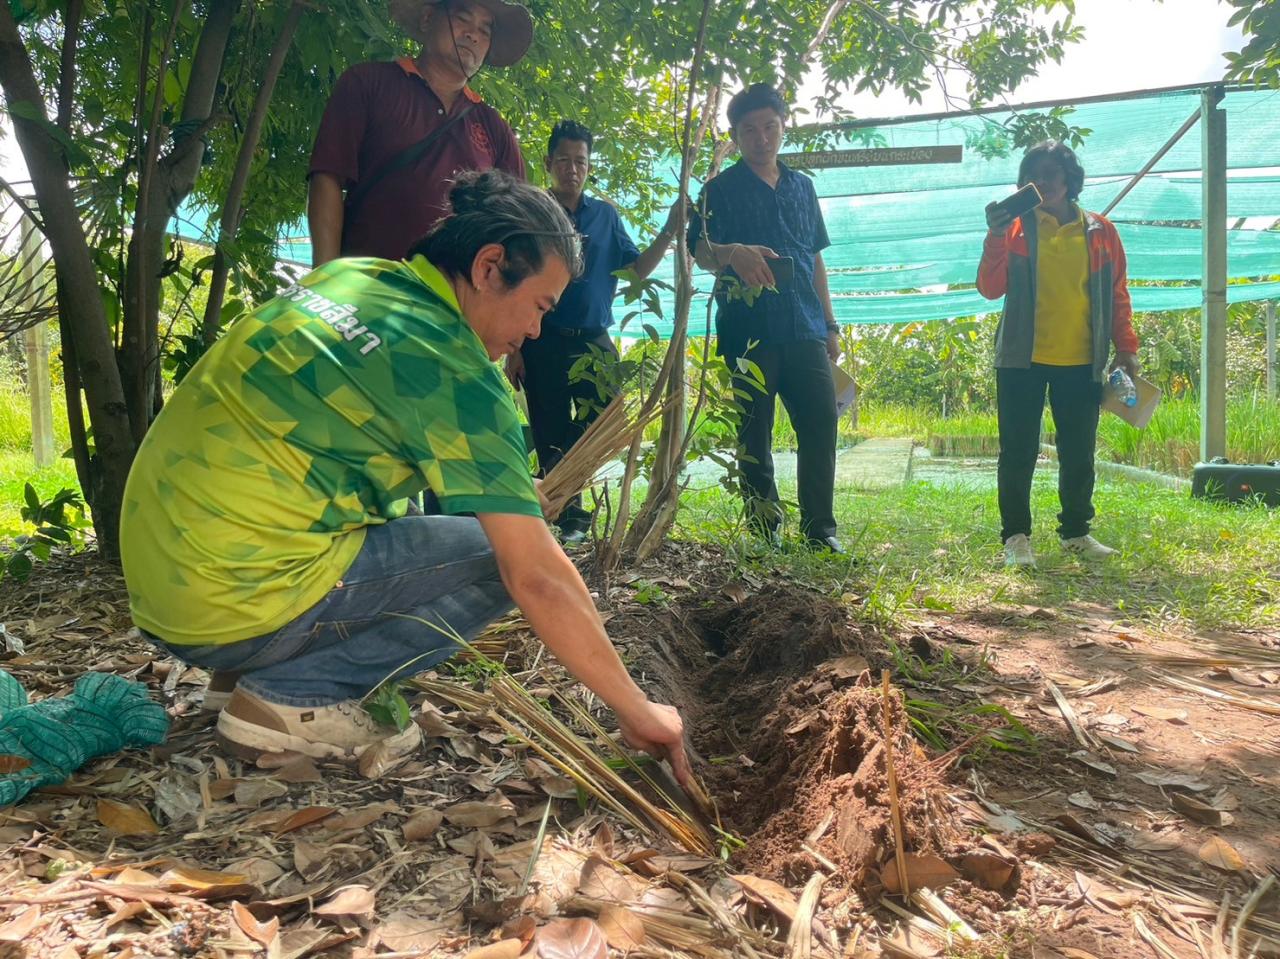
[627,583,994,914]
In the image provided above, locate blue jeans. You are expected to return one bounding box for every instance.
[148,516,513,707]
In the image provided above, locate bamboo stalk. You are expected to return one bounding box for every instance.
[881,670,910,898]
[785,872,825,959]
[1230,876,1275,959]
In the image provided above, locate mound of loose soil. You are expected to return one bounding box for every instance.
[626,582,996,908]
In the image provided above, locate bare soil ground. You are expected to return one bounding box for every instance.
[0,544,1277,958]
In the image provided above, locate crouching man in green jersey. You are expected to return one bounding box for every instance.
[120,170,690,783]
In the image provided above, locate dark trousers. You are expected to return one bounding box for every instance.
[726,339,837,540]
[520,328,618,525]
[996,363,1101,542]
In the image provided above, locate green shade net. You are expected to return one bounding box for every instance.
[175,87,1279,337]
[0,669,170,806]
[614,87,1280,339]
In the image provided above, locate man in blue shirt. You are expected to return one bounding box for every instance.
[688,83,843,553]
[506,120,682,542]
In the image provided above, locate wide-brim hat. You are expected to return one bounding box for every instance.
[390,0,533,69]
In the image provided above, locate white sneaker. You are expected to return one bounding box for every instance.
[1061,534,1118,560]
[1003,534,1036,568]
[216,688,422,762]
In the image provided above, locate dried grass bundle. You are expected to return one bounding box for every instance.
[539,393,671,521]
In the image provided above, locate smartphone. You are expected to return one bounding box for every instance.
[994,183,1042,220]
[769,256,795,284]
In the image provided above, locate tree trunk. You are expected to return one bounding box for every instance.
[0,3,136,555]
[619,2,716,562]
[121,0,237,440]
[201,0,305,345]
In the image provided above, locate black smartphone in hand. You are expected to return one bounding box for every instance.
[769,256,795,284]
[994,183,1042,220]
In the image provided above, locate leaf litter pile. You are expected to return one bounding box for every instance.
[1,547,1278,958]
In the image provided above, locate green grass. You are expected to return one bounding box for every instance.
[0,450,81,532]
[0,382,72,452]
[0,385,80,533]
[674,466,1280,632]
[1097,394,1280,476]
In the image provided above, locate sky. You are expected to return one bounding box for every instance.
[0,0,1252,185]
[811,0,1247,121]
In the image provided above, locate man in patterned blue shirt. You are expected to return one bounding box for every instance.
[688,83,843,553]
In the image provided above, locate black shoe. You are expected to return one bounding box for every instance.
[806,535,844,554]
[557,516,591,545]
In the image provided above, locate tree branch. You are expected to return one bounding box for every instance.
[55,0,84,134]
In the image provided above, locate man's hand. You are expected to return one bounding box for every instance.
[505,351,525,390]
[985,201,1013,236]
[826,330,841,361]
[532,478,553,519]
[1111,351,1139,379]
[616,699,693,788]
[726,244,779,288]
[662,196,692,236]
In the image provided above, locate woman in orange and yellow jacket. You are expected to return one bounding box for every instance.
[978,141,1140,569]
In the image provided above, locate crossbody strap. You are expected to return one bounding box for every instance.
[344,102,478,218]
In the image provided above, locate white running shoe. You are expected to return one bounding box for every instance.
[1003,533,1036,568]
[1061,534,1118,560]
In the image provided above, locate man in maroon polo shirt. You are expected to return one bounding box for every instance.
[307,0,532,265]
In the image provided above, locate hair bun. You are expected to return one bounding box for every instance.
[448,169,515,216]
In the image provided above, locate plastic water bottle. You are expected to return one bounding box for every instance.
[1108,368,1138,407]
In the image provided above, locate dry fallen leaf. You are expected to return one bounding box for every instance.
[97,799,160,836]
[826,655,871,680]
[578,856,646,903]
[402,808,445,841]
[535,917,608,959]
[733,874,799,921]
[1131,704,1188,723]
[1098,734,1139,753]
[160,866,256,900]
[232,901,280,946]
[1172,794,1232,827]
[500,915,538,948]
[1068,751,1117,778]
[462,940,524,959]
[374,913,455,953]
[314,884,376,917]
[1198,836,1246,872]
[1225,668,1264,687]
[880,853,961,894]
[1209,789,1240,812]
[234,778,289,807]
[444,799,515,828]
[275,757,323,784]
[357,739,405,779]
[1068,791,1100,811]
[1128,832,1181,853]
[274,806,339,836]
[227,857,286,885]
[597,904,647,951]
[959,852,1017,891]
[0,906,40,942]
[115,867,159,885]
[325,802,397,832]
[1134,771,1210,793]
